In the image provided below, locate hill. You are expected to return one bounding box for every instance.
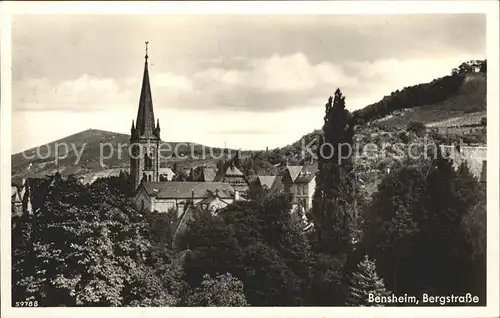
[11,129,233,184]
[370,73,486,128]
[246,66,487,188]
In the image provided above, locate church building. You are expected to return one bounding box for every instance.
[130,44,245,216]
[130,43,161,192]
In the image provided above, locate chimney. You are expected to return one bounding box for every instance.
[234,190,240,201]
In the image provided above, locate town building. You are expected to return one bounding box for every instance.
[281,163,318,211]
[213,154,250,193]
[134,181,239,218]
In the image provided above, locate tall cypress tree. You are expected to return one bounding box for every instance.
[312,89,357,254]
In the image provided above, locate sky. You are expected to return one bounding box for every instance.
[11,14,486,153]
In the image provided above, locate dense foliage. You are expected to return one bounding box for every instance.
[12,175,186,306]
[311,89,358,254]
[353,74,466,124]
[181,196,314,306]
[183,273,248,306]
[359,148,486,303]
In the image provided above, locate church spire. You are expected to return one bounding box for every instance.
[134,41,156,139]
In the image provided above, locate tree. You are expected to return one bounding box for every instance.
[360,163,427,295]
[172,163,187,181]
[480,60,487,73]
[360,146,486,301]
[182,196,314,306]
[90,174,133,197]
[307,253,347,306]
[406,121,426,137]
[416,148,475,295]
[312,89,358,254]
[346,255,390,306]
[183,273,248,306]
[12,176,183,306]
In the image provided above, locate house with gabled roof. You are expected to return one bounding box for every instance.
[281,163,318,211]
[214,162,250,193]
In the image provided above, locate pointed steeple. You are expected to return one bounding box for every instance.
[134,41,156,139]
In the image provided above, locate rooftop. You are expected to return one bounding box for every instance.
[258,176,276,189]
[140,181,235,199]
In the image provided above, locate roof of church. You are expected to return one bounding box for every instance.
[140,181,235,199]
[134,53,158,139]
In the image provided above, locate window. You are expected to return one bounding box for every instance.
[285,183,291,193]
[144,152,153,170]
[297,185,301,195]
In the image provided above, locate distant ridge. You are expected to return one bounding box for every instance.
[11,129,231,182]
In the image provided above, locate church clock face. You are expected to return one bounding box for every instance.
[130,144,141,159]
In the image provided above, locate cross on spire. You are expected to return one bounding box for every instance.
[145,41,149,62]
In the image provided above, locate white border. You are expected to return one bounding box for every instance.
[1,1,499,318]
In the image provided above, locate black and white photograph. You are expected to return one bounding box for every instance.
[1,1,499,317]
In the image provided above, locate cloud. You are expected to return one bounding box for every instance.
[194,53,357,92]
[152,73,193,91]
[13,52,482,116]
[14,74,133,111]
[10,14,487,153]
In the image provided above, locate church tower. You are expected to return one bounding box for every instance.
[130,42,161,192]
